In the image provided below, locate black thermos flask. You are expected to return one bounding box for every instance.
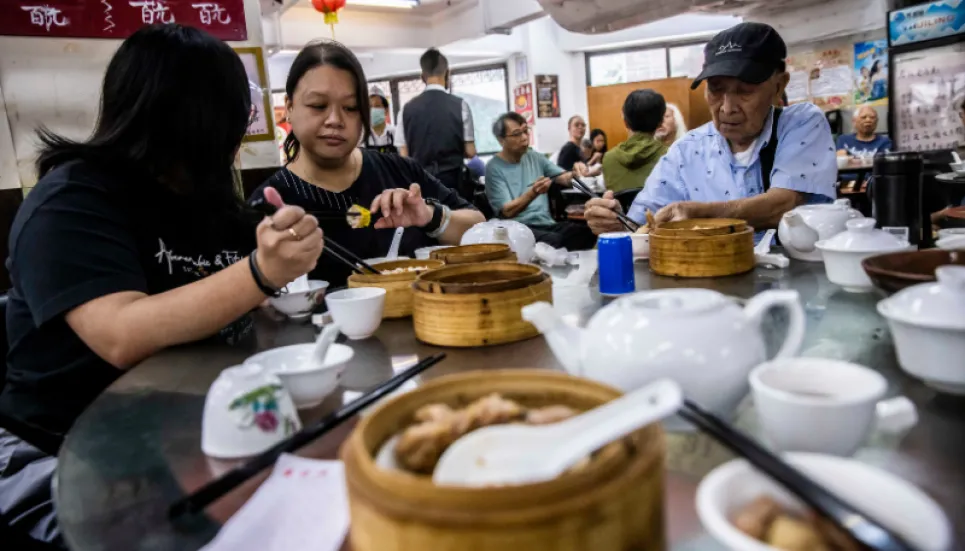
[872,151,924,246]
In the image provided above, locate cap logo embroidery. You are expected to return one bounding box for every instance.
[716,41,742,55]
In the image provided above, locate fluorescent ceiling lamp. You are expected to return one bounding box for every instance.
[349,0,419,8]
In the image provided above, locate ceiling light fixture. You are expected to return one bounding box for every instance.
[348,0,419,8]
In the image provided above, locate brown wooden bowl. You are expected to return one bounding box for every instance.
[340,369,666,551]
[942,206,965,229]
[861,249,965,295]
[413,262,546,295]
[430,243,516,264]
[348,260,445,318]
[650,218,748,237]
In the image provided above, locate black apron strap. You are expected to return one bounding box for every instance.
[760,107,783,192]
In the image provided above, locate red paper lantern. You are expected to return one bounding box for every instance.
[311,0,347,25]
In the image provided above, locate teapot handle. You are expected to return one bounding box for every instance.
[743,290,805,360]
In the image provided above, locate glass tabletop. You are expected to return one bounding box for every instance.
[55,259,965,550]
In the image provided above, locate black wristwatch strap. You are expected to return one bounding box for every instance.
[249,251,281,297]
[421,198,444,234]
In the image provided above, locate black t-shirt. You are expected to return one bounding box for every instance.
[557,141,583,171]
[0,160,256,448]
[252,150,473,288]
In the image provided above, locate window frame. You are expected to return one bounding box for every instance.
[584,39,709,87]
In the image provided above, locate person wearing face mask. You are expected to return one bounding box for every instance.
[362,86,397,155]
[584,22,836,235]
[396,48,477,198]
[252,41,484,288]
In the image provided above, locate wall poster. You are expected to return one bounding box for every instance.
[853,39,889,106]
[513,83,535,128]
[235,47,275,143]
[535,74,560,119]
[0,0,247,41]
[893,41,965,152]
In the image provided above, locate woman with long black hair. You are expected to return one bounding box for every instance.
[253,40,484,287]
[0,24,322,547]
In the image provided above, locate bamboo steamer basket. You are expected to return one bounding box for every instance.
[340,369,666,551]
[412,265,551,347]
[413,262,545,295]
[347,259,445,319]
[430,243,517,264]
[649,222,755,278]
[653,218,747,237]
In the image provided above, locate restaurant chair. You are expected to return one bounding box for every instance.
[614,188,642,215]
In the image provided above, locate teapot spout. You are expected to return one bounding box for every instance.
[521,302,584,375]
[782,211,819,253]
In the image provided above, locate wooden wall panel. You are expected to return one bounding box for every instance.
[586,77,712,150]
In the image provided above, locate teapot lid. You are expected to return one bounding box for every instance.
[815,218,908,253]
[877,266,965,330]
[620,288,730,316]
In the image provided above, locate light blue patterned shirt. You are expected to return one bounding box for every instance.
[626,103,837,223]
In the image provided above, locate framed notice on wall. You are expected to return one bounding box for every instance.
[892,42,965,152]
[0,0,247,41]
[535,74,560,119]
[235,47,275,143]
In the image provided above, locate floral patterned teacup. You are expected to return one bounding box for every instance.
[201,363,302,459]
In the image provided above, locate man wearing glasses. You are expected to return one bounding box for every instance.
[485,112,597,250]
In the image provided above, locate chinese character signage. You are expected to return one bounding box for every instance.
[889,0,965,46]
[0,0,247,41]
[513,83,535,127]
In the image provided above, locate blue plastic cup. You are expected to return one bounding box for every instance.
[598,232,635,296]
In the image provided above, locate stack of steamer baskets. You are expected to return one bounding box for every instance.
[412,253,551,347]
[648,218,756,278]
[347,259,445,319]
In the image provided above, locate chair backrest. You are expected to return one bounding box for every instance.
[614,188,642,215]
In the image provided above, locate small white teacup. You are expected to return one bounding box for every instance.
[201,363,302,459]
[325,287,386,340]
[750,358,917,457]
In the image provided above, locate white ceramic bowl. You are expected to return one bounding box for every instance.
[325,287,386,340]
[201,364,302,459]
[950,161,965,173]
[269,280,329,319]
[244,343,354,409]
[414,246,452,260]
[697,453,952,551]
[630,233,649,259]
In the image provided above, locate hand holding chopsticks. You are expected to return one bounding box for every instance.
[679,399,916,551]
[169,352,447,519]
[570,177,640,233]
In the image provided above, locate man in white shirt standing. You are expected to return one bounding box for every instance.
[397,48,477,197]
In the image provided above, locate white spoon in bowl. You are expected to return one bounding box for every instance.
[432,379,683,487]
[307,323,341,369]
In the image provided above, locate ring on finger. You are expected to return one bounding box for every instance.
[288,227,302,241]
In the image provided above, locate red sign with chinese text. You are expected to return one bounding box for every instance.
[0,0,247,41]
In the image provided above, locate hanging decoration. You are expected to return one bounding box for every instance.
[311,0,347,38]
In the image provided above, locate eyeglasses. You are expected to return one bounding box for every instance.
[506,127,530,138]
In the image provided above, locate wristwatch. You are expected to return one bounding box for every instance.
[422,198,451,238]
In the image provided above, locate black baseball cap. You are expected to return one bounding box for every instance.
[691,22,787,90]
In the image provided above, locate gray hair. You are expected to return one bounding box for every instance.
[492,112,527,139]
[853,105,877,118]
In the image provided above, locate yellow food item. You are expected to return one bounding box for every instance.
[635,224,650,235]
[733,496,782,540]
[766,514,830,551]
[347,204,372,229]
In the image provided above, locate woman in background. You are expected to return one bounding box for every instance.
[556,115,589,174]
[0,24,322,548]
[254,40,484,288]
[655,103,687,147]
[588,128,607,165]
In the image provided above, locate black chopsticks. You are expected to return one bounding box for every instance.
[323,236,381,275]
[678,399,916,551]
[168,353,447,519]
[570,177,640,232]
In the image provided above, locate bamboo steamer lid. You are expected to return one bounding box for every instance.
[430,243,516,265]
[347,259,444,319]
[649,223,755,278]
[340,369,666,551]
[650,218,747,237]
[413,262,545,295]
[413,274,551,347]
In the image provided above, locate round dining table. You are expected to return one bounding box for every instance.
[55,259,965,551]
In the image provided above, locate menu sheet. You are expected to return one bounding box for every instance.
[201,454,349,551]
[893,42,965,152]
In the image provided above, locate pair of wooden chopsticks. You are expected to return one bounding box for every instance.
[569,177,640,232]
[168,353,447,519]
[679,400,915,551]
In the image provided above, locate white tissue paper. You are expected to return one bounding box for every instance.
[286,275,310,293]
[754,229,789,269]
[534,243,571,267]
[200,454,349,551]
[553,250,598,287]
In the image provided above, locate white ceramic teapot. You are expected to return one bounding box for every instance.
[778,199,863,262]
[522,288,806,430]
[461,220,537,262]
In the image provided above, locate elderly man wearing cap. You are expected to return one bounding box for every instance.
[585,23,837,234]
